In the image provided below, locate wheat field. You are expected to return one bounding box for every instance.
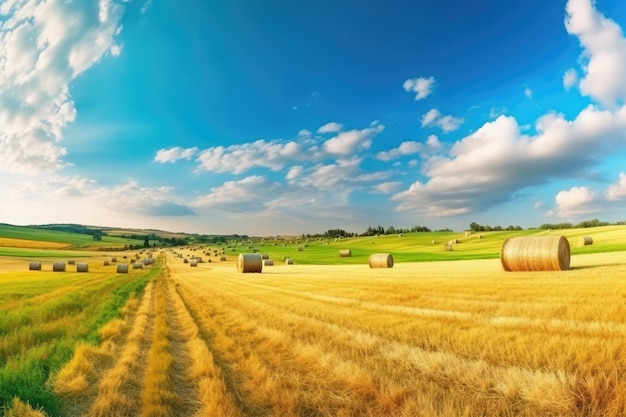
[41,249,626,417]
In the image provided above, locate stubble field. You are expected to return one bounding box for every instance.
[2,227,626,416]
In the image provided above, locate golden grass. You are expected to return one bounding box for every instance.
[0,238,67,249]
[3,398,48,417]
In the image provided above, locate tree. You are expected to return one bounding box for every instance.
[469,222,480,232]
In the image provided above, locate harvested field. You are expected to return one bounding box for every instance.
[45,251,626,416]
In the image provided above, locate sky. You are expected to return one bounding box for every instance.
[1,0,626,236]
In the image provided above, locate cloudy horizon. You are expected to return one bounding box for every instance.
[1,0,626,235]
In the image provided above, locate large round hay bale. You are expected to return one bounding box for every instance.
[133,262,143,269]
[580,236,593,246]
[443,243,453,251]
[68,260,75,265]
[104,261,110,266]
[500,236,570,272]
[117,263,129,273]
[263,259,274,266]
[29,261,42,271]
[237,253,263,273]
[339,249,352,257]
[190,260,198,267]
[52,262,66,272]
[111,257,117,263]
[220,256,227,261]
[285,257,294,265]
[369,253,394,268]
[76,263,89,273]
[261,253,269,260]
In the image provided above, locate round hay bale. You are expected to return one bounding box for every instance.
[237,253,263,273]
[68,260,75,265]
[369,253,394,268]
[339,249,352,257]
[443,243,453,251]
[297,247,304,252]
[143,258,154,265]
[285,258,294,265]
[432,240,437,244]
[190,260,198,267]
[29,261,42,271]
[500,236,570,272]
[116,263,129,273]
[104,261,110,266]
[220,256,227,261]
[111,257,117,263]
[183,258,188,264]
[263,259,274,266]
[76,263,89,273]
[52,262,66,272]
[133,262,143,269]
[580,236,593,246]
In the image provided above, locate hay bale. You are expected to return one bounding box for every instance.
[111,257,117,263]
[143,258,154,265]
[220,256,227,261]
[52,262,66,272]
[263,259,274,266]
[432,240,437,244]
[285,257,294,265]
[117,263,129,273]
[76,263,89,273]
[580,236,593,246]
[29,261,41,271]
[190,260,198,267]
[297,247,304,252]
[443,243,453,251]
[104,261,110,266]
[339,249,352,257]
[500,236,570,272]
[133,262,143,269]
[237,253,263,273]
[68,260,75,265]
[184,258,188,264]
[261,253,269,260]
[369,253,394,268]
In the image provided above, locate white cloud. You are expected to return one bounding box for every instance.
[317,122,343,134]
[393,105,626,216]
[286,165,303,181]
[555,186,598,217]
[403,76,435,100]
[0,0,127,174]
[191,176,278,212]
[524,87,533,98]
[141,0,153,14]
[154,147,199,163]
[426,134,442,152]
[322,121,384,156]
[374,181,402,194]
[565,0,626,106]
[421,108,464,133]
[376,141,422,161]
[489,107,508,119]
[563,68,579,90]
[606,172,626,200]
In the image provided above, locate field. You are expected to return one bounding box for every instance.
[1,225,626,416]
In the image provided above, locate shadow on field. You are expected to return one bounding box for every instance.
[569,263,624,270]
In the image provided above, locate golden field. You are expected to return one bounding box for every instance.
[47,249,626,416]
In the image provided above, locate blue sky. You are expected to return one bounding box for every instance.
[1,0,626,235]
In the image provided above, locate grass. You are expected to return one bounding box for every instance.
[226,225,626,264]
[0,257,158,416]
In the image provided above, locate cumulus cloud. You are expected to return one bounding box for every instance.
[322,121,384,155]
[421,108,464,133]
[154,147,199,163]
[0,0,127,174]
[317,122,343,134]
[524,87,533,98]
[376,141,422,161]
[403,76,435,100]
[374,181,402,194]
[191,176,279,212]
[393,106,626,216]
[565,0,626,106]
[606,172,626,200]
[563,68,579,90]
[554,186,599,217]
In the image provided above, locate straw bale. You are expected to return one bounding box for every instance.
[500,236,570,272]
[116,263,129,273]
[111,257,117,262]
[29,261,41,271]
[285,258,294,265]
[261,253,270,259]
[368,253,394,268]
[190,260,198,267]
[580,236,593,246]
[133,262,143,269]
[220,256,227,261]
[263,259,274,266]
[76,263,89,273]
[339,249,352,257]
[104,261,110,266]
[237,253,263,273]
[52,262,66,272]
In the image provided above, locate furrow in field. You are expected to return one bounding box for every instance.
[175,276,579,415]
[166,276,243,417]
[88,281,156,417]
